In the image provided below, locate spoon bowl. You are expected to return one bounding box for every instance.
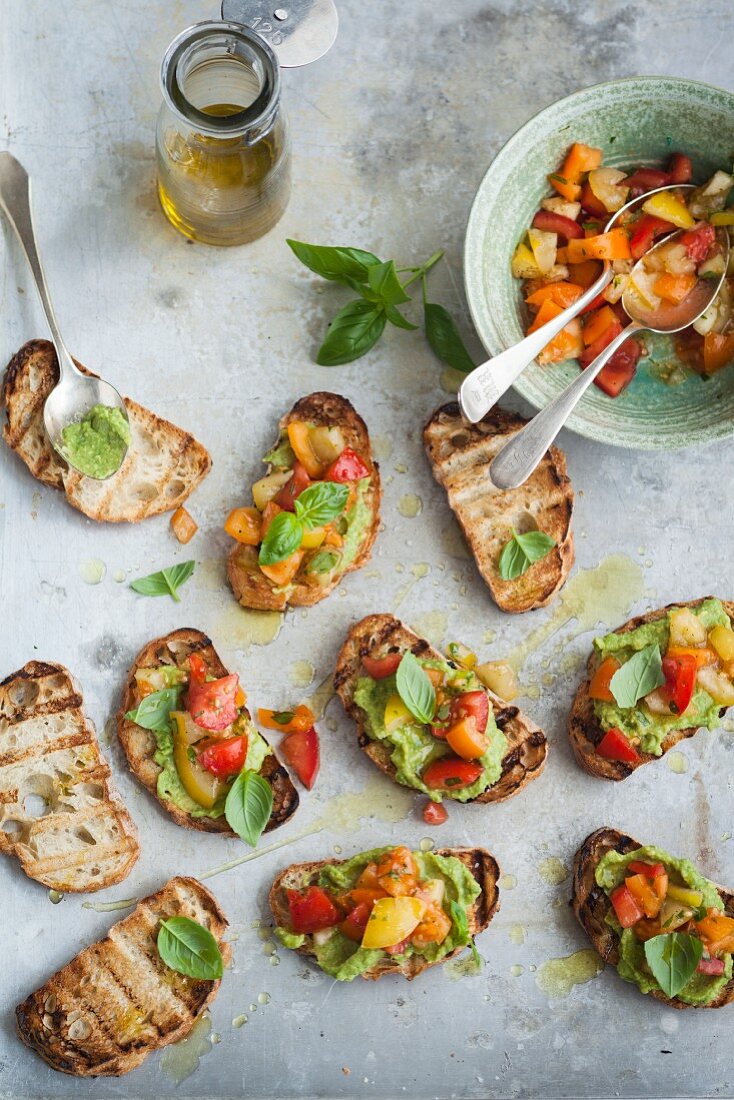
[0,153,129,480]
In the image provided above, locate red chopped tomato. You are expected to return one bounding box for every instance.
[362,652,402,679]
[274,460,312,512]
[628,861,666,878]
[579,181,608,218]
[667,152,693,184]
[186,657,240,732]
[422,800,448,825]
[384,937,410,955]
[579,318,623,368]
[580,291,609,315]
[340,901,372,942]
[197,734,248,777]
[662,653,697,715]
[697,956,726,976]
[286,886,341,934]
[629,214,674,261]
[594,338,642,398]
[281,726,320,790]
[422,757,483,790]
[449,691,489,734]
[610,883,644,928]
[596,727,641,763]
[622,167,670,197]
[531,209,584,240]
[679,223,716,264]
[324,447,370,483]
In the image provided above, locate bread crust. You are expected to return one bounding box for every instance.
[572,827,734,1009]
[334,613,547,803]
[116,629,298,835]
[269,846,500,981]
[569,598,734,780]
[423,403,574,613]
[227,392,381,610]
[15,876,230,1075]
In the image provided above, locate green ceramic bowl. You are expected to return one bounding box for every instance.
[464,77,734,449]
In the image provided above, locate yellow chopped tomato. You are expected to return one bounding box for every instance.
[171,711,222,810]
[641,191,695,229]
[301,526,326,549]
[287,421,323,478]
[259,549,304,586]
[361,896,425,949]
[709,625,734,663]
[384,693,412,731]
[171,506,198,545]
[224,506,261,545]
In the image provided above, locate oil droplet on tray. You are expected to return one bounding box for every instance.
[510,964,524,977]
[535,950,604,999]
[215,606,283,650]
[290,660,315,688]
[411,562,430,579]
[508,924,525,945]
[372,435,393,461]
[440,367,464,395]
[48,889,63,904]
[304,674,334,719]
[498,874,517,890]
[233,1014,248,1028]
[419,837,434,852]
[81,896,137,913]
[410,611,447,646]
[161,1012,213,1084]
[667,750,689,774]
[258,992,271,1005]
[270,955,280,966]
[112,569,126,583]
[397,493,422,518]
[538,857,569,886]
[79,558,106,585]
[312,777,414,834]
[445,952,482,981]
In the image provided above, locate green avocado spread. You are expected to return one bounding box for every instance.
[593,598,728,755]
[596,844,732,1006]
[274,847,480,981]
[353,660,507,802]
[61,403,131,478]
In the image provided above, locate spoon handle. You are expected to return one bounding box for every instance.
[489,321,643,490]
[0,154,77,378]
[457,264,613,423]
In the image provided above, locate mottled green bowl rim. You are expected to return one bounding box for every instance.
[464,76,734,450]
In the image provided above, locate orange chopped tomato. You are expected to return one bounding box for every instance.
[224,506,261,545]
[411,903,452,949]
[582,305,618,347]
[548,174,581,202]
[260,500,283,537]
[287,422,323,478]
[525,282,584,310]
[626,873,664,919]
[259,549,304,586]
[171,506,198,544]
[340,887,387,910]
[589,656,621,702]
[324,527,344,548]
[548,143,603,201]
[257,703,315,733]
[376,846,418,897]
[654,272,697,304]
[537,319,584,366]
[703,333,734,375]
[569,259,604,288]
[356,862,381,890]
[567,229,631,263]
[445,716,489,761]
[527,298,564,334]
[235,686,247,708]
[665,645,717,669]
[696,912,734,957]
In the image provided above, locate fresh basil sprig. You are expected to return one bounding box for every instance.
[609,643,665,708]
[286,240,475,371]
[644,932,703,998]
[498,529,556,581]
[125,686,182,733]
[395,651,436,724]
[450,900,482,968]
[225,769,273,847]
[130,561,195,602]
[259,482,349,566]
[157,916,223,980]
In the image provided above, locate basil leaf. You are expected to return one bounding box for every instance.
[125,686,183,733]
[644,933,703,998]
[130,560,196,602]
[258,511,303,566]
[385,304,418,331]
[450,899,469,941]
[294,481,349,529]
[316,299,387,366]
[225,769,273,847]
[424,302,476,373]
[498,529,556,580]
[609,643,665,708]
[286,240,381,285]
[395,651,436,724]
[367,260,411,307]
[157,916,223,980]
[307,549,341,575]
[271,711,295,725]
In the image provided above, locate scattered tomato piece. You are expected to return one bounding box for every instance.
[589,656,621,702]
[224,506,261,545]
[287,886,341,934]
[281,726,320,789]
[325,446,370,483]
[171,506,198,544]
[422,800,448,825]
[362,652,402,679]
[596,727,641,764]
[258,704,315,733]
[197,734,248,777]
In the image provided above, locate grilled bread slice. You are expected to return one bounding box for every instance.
[334,613,547,803]
[269,846,499,981]
[117,628,298,834]
[1,339,211,523]
[572,827,734,1009]
[16,876,229,1075]
[227,392,381,611]
[569,599,734,781]
[0,661,139,892]
[423,404,574,613]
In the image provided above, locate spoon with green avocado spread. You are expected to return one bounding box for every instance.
[0,153,130,479]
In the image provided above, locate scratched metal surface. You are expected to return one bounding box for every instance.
[1,1,734,1098]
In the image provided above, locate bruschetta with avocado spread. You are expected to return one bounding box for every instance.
[573,828,734,1008]
[570,597,734,779]
[271,844,499,982]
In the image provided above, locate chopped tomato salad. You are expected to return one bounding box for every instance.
[258,702,320,789]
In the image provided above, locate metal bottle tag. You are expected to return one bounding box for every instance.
[220,0,338,67]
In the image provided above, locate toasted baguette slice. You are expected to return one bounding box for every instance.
[0,661,139,892]
[334,613,547,803]
[423,404,574,613]
[227,392,381,611]
[117,628,298,834]
[270,846,499,981]
[572,827,734,1009]
[16,876,229,1075]
[1,339,211,523]
[569,598,734,781]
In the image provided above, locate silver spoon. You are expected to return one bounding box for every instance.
[458,183,694,424]
[0,153,129,479]
[489,225,730,489]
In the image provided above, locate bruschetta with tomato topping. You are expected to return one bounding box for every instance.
[225,393,381,611]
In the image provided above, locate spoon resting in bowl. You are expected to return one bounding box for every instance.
[488,224,730,490]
